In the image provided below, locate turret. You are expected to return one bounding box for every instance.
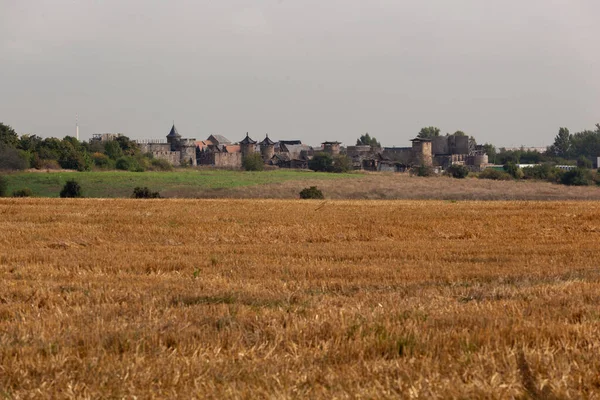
[259,134,275,161]
[166,124,181,147]
[239,133,257,158]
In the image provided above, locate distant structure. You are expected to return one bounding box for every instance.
[239,133,257,158]
[322,141,341,156]
[91,133,121,142]
[346,134,489,172]
[259,134,276,161]
[137,124,197,166]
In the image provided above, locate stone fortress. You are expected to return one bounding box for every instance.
[92,125,490,171]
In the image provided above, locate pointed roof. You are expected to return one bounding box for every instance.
[239,133,257,145]
[259,134,275,146]
[167,124,181,138]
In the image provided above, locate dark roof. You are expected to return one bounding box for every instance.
[279,140,302,145]
[322,141,341,145]
[167,124,181,138]
[239,133,257,145]
[208,134,231,145]
[411,137,432,142]
[259,134,276,146]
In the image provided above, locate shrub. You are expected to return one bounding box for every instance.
[522,164,561,182]
[577,156,592,169]
[92,152,112,169]
[478,169,512,181]
[309,152,334,172]
[132,187,161,199]
[0,175,7,197]
[242,153,265,171]
[150,158,173,171]
[416,164,435,177]
[37,159,61,170]
[115,157,131,171]
[332,154,353,173]
[561,168,591,186]
[0,145,29,170]
[503,162,523,179]
[446,164,469,179]
[12,188,33,197]
[299,186,324,199]
[60,179,83,198]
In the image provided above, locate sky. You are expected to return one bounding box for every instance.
[1,0,599,147]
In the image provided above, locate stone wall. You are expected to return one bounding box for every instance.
[152,151,181,166]
[198,152,243,168]
[382,147,412,164]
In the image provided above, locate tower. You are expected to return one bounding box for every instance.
[166,123,181,148]
[410,138,433,166]
[259,134,275,162]
[239,133,257,158]
[322,141,341,156]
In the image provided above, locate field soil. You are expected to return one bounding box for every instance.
[1,199,600,398]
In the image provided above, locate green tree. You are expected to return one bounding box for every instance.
[549,127,571,158]
[242,153,265,171]
[356,133,381,147]
[332,154,353,173]
[115,135,139,156]
[452,130,466,136]
[417,127,441,139]
[104,140,124,160]
[309,152,334,172]
[0,123,19,148]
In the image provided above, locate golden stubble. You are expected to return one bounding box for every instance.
[1,198,600,398]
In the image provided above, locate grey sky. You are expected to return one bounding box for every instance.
[1,0,598,147]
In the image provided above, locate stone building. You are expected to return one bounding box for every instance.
[137,124,197,166]
[239,133,257,158]
[259,134,276,162]
[322,141,341,155]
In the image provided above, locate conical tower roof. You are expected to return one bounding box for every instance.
[239,132,257,145]
[259,134,275,146]
[167,124,181,139]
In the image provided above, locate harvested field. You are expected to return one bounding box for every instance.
[1,198,600,398]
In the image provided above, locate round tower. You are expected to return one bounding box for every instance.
[166,123,181,148]
[259,134,275,162]
[239,133,257,158]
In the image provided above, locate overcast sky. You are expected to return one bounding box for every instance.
[1,0,598,147]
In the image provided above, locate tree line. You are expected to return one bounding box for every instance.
[0,123,171,172]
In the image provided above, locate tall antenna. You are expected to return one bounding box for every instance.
[76,113,79,141]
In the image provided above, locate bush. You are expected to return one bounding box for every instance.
[522,164,561,182]
[503,162,523,179]
[132,186,161,199]
[0,145,29,170]
[60,179,83,198]
[332,154,353,173]
[446,164,469,179]
[37,159,61,170]
[116,157,131,171]
[92,152,112,169]
[416,164,434,177]
[309,152,334,172]
[149,158,173,171]
[478,169,512,181]
[242,153,265,171]
[577,156,592,169]
[12,188,33,197]
[0,175,7,197]
[299,186,324,199]
[561,168,591,186]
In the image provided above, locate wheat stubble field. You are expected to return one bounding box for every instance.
[1,199,600,398]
